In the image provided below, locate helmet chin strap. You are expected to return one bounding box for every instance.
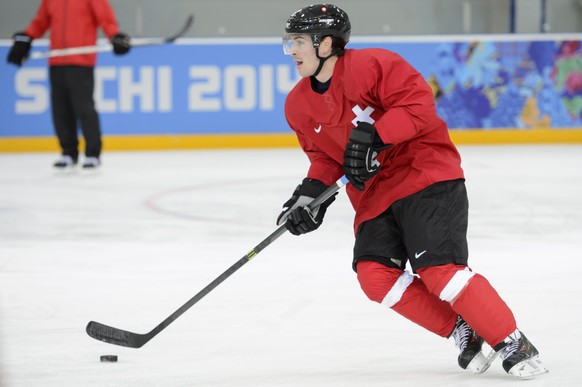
[312,48,333,78]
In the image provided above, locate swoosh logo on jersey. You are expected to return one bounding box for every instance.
[415,250,427,259]
[314,125,322,133]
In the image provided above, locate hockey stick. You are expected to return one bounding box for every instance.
[29,14,194,60]
[86,175,350,348]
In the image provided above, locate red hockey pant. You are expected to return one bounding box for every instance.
[356,261,516,346]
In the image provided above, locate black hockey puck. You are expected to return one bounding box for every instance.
[100,355,118,363]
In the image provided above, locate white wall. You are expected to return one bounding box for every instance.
[0,0,581,39]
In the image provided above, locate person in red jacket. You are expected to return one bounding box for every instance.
[6,0,130,169]
[276,4,547,379]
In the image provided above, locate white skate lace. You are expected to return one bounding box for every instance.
[453,318,471,351]
[500,330,522,360]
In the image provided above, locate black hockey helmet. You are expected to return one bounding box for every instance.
[285,4,351,54]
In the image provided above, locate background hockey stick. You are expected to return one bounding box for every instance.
[86,175,350,348]
[29,14,194,60]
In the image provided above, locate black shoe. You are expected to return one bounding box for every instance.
[82,157,101,169]
[451,316,486,372]
[494,330,548,379]
[53,155,77,168]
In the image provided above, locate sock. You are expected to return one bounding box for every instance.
[357,261,457,337]
[417,264,517,346]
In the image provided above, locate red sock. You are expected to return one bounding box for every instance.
[417,264,517,346]
[357,261,456,337]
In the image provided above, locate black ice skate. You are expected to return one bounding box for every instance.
[493,329,548,379]
[82,157,101,169]
[53,155,77,168]
[451,316,487,373]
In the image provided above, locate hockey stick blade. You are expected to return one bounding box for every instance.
[86,176,349,348]
[86,321,149,348]
[29,14,194,60]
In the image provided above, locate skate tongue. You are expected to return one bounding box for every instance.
[500,329,522,360]
[508,356,549,379]
[503,329,522,344]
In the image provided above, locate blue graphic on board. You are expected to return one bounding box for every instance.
[1,37,581,137]
[0,42,301,137]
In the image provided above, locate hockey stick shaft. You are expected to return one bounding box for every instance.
[29,15,194,60]
[87,175,350,348]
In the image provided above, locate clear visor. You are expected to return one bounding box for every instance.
[282,33,317,55]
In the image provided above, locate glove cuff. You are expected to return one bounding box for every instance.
[297,178,329,198]
[350,121,390,150]
[13,32,32,44]
[349,122,376,144]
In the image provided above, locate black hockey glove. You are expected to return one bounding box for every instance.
[343,121,391,191]
[7,32,32,66]
[276,178,337,236]
[111,33,131,55]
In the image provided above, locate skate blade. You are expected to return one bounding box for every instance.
[471,349,501,374]
[80,164,102,176]
[53,166,78,176]
[466,352,489,374]
[508,355,549,379]
[80,167,101,176]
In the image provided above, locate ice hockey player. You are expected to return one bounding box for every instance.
[6,0,131,169]
[276,3,547,379]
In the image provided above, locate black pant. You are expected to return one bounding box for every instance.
[50,65,101,160]
[353,179,469,273]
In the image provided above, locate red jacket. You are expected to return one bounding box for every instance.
[285,48,464,232]
[24,0,120,67]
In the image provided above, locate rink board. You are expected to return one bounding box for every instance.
[1,34,582,150]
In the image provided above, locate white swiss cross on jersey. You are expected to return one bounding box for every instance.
[352,105,376,126]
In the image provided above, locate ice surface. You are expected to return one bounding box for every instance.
[0,145,580,386]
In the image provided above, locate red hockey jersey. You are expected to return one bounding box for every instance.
[24,0,120,67]
[285,48,464,232]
